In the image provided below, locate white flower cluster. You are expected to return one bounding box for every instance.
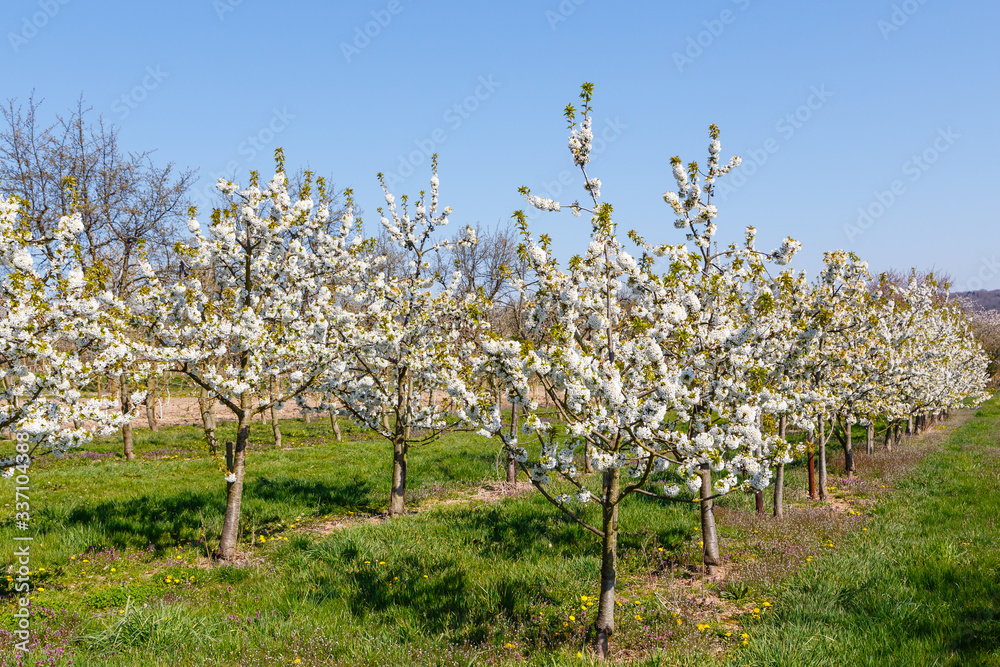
[472,107,990,544]
[568,116,593,167]
[0,200,136,462]
[133,158,368,455]
[525,195,561,212]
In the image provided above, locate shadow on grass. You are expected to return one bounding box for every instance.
[308,549,551,646]
[248,475,373,511]
[950,602,1000,658]
[302,499,695,650]
[918,559,1000,659]
[55,476,375,552]
[436,490,693,565]
[60,490,223,550]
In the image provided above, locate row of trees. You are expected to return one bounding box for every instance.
[473,85,988,657]
[0,86,990,659]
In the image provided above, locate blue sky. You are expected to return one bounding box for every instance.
[3,0,998,289]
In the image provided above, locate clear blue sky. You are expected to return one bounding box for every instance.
[3,0,997,289]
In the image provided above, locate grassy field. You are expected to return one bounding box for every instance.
[721,403,1000,667]
[0,402,997,665]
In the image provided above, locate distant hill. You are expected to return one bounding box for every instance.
[954,289,1000,311]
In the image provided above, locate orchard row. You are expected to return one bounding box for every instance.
[0,84,988,659]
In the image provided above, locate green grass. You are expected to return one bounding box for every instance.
[713,403,1000,667]
[18,418,503,557]
[0,416,713,666]
[1,403,997,665]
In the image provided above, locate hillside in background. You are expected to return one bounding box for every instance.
[954,290,1000,311]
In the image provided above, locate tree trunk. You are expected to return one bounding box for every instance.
[389,437,408,515]
[818,419,828,501]
[806,429,816,500]
[145,377,158,433]
[198,387,218,456]
[806,452,816,500]
[330,409,342,442]
[906,415,913,435]
[773,463,784,518]
[844,417,855,478]
[217,405,250,560]
[120,378,135,461]
[505,452,518,483]
[699,464,721,575]
[894,422,902,447]
[505,402,517,484]
[755,490,764,516]
[773,416,786,518]
[594,468,620,660]
[866,423,874,455]
[269,378,281,449]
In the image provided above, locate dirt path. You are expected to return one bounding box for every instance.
[295,480,536,536]
[129,396,319,429]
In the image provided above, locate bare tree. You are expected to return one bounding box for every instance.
[869,267,952,305]
[0,94,194,458]
[436,221,520,297]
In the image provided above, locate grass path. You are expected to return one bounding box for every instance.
[717,404,1000,667]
